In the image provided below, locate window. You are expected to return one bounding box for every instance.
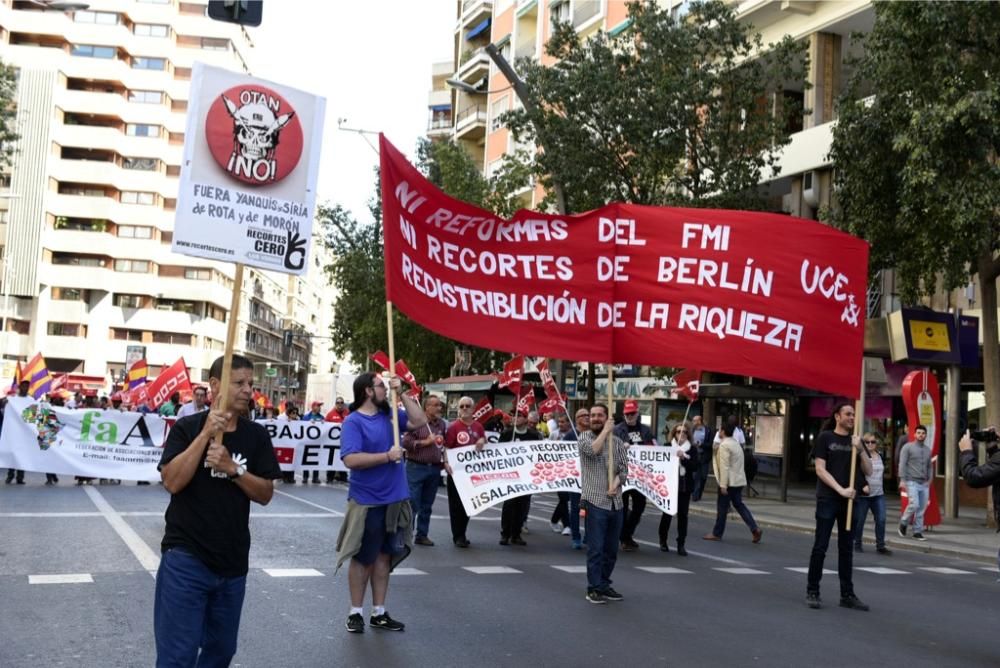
[184,268,211,280]
[152,331,192,345]
[207,304,226,321]
[132,57,166,71]
[53,287,88,301]
[47,322,80,337]
[114,259,150,273]
[122,157,159,171]
[8,320,30,335]
[128,90,163,104]
[573,0,600,27]
[60,185,106,197]
[550,0,570,24]
[52,253,103,267]
[71,44,117,59]
[498,38,512,63]
[73,11,119,25]
[126,123,161,138]
[118,225,154,239]
[121,191,156,205]
[490,95,509,132]
[111,328,143,341]
[134,24,170,38]
[156,299,197,314]
[113,294,143,308]
[200,37,230,51]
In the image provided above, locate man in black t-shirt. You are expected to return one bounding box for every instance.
[805,402,872,612]
[613,400,656,551]
[154,354,282,667]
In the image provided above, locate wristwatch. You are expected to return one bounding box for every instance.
[230,464,247,480]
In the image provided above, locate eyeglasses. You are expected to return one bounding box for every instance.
[863,439,878,445]
[458,404,473,409]
[676,429,688,434]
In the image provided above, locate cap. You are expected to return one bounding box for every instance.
[624,399,639,414]
[111,392,124,401]
[311,401,323,408]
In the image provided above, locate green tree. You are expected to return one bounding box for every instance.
[0,58,19,169]
[828,1,1000,428]
[320,140,530,382]
[504,0,808,212]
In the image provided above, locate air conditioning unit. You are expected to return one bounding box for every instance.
[802,170,821,208]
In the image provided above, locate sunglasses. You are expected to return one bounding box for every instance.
[863,439,878,445]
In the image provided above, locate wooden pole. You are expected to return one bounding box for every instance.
[385,301,401,453]
[217,263,245,415]
[607,367,614,484]
[846,359,867,526]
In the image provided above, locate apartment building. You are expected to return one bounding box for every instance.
[0,0,337,403]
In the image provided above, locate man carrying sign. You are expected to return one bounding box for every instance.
[579,404,628,604]
[444,396,486,549]
[154,355,283,666]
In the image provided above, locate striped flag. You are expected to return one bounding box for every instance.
[24,353,53,399]
[9,360,22,394]
[127,359,149,389]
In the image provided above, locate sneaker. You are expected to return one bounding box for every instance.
[571,539,583,550]
[561,526,572,536]
[414,536,435,546]
[585,590,607,605]
[370,612,405,632]
[806,592,822,609]
[510,536,527,546]
[897,523,907,537]
[839,594,870,611]
[752,528,762,544]
[601,587,623,602]
[345,613,365,633]
[913,532,927,541]
[876,546,892,555]
[550,522,563,533]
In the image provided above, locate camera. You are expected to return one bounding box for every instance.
[970,430,999,443]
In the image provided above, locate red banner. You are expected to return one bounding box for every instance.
[497,356,524,397]
[144,358,193,410]
[380,135,868,398]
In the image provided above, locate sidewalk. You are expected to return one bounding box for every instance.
[687,484,1000,564]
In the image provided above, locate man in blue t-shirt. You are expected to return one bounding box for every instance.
[340,372,426,635]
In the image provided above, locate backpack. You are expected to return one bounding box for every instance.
[744,449,758,483]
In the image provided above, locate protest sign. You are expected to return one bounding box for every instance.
[380,135,869,398]
[259,419,347,472]
[447,440,678,516]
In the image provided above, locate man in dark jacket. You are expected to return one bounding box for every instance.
[613,400,656,551]
[959,428,1000,570]
[691,414,715,502]
[498,410,541,546]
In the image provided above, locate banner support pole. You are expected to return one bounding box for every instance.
[607,366,614,486]
[386,301,401,452]
[217,263,245,416]
[847,359,866,526]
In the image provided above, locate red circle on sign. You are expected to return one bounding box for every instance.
[205,84,304,186]
[457,431,470,445]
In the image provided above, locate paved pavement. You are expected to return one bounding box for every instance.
[2,473,999,667]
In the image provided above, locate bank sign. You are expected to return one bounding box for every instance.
[173,63,326,275]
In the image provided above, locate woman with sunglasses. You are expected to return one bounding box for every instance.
[853,432,892,555]
[659,421,694,556]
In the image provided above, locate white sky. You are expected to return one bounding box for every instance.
[251,1,456,225]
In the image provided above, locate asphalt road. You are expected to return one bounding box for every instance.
[1,473,998,668]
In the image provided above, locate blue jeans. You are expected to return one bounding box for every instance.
[551,492,581,541]
[807,496,854,597]
[711,486,758,537]
[154,548,247,668]
[584,503,623,593]
[900,481,930,533]
[406,462,441,539]
[853,494,887,549]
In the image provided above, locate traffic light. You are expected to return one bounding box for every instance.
[283,330,293,348]
[207,0,263,27]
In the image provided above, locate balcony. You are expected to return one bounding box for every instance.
[427,116,453,138]
[454,105,488,141]
[455,48,490,86]
[459,0,493,31]
[765,119,835,182]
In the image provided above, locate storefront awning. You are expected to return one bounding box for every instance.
[466,18,491,40]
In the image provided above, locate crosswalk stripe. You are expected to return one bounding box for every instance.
[551,565,588,573]
[856,567,909,575]
[462,566,522,574]
[392,568,428,575]
[636,567,693,574]
[713,567,770,575]
[29,573,93,584]
[263,568,325,577]
[785,567,837,575]
[917,567,975,575]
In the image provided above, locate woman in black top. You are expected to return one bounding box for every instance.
[659,421,694,556]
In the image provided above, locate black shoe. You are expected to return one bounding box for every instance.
[897,523,907,537]
[876,546,892,555]
[45,480,53,486]
[806,592,822,609]
[414,536,434,546]
[454,538,470,548]
[660,542,670,552]
[601,587,623,602]
[345,613,364,633]
[840,594,869,611]
[510,536,527,546]
[137,481,151,486]
[499,537,510,546]
[854,543,863,553]
[676,543,687,556]
[585,591,607,605]
[913,532,927,541]
[4,477,11,485]
[370,612,405,631]
[621,540,638,552]
[15,480,25,485]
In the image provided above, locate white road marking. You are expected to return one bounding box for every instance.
[0,512,103,517]
[392,567,428,575]
[713,567,770,575]
[632,538,748,565]
[918,567,975,575]
[785,567,836,575]
[551,565,588,573]
[462,566,522,574]
[980,566,998,573]
[856,567,909,575]
[272,489,344,516]
[263,568,325,577]
[636,567,693,574]
[83,486,160,576]
[29,573,93,584]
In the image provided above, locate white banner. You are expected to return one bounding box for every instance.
[448,441,679,517]
[258,419,347,472]
[173,63,326,275]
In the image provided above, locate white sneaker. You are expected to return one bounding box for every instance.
[550,522,563,533]
[561,526,571,536]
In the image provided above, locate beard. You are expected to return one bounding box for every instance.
[372,394,391,414]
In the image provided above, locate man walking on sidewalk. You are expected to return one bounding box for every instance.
[703,422,761,543]
[806,402,872,611]
[897,425,933,541]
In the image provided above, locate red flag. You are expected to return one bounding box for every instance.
[395,359,422,398]
[536,358,564,404]
[472,396,493,425]
[516,384,536,415]
[273,447,295,465]
[497,356,524,396]
[539,397,566,414]
[672,368,702,403]
[370,351,390,370]
[144,358,193,410]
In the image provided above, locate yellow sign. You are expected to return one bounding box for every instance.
[909,320,951,352]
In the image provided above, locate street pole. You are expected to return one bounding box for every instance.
[945,309,962,518]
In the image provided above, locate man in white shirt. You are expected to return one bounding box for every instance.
[176,387,209,419]
[713,415,745,447]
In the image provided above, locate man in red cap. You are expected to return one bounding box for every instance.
[613,399,657,551]
[305,401,325,422]
[497,409,542,546]
[325,397,350,482]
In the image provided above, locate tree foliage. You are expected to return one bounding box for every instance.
[320,139,530,382]
[504,0,808,212]
[828,1,1000,426]
[0,58,19,169]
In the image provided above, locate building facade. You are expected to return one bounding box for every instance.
[0,0,337,403]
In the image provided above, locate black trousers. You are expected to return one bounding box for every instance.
[620,490,646,542]
[658,490,691,545]
[807,496,855,597]
[446,475,470,542]
[501,496,530,539]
